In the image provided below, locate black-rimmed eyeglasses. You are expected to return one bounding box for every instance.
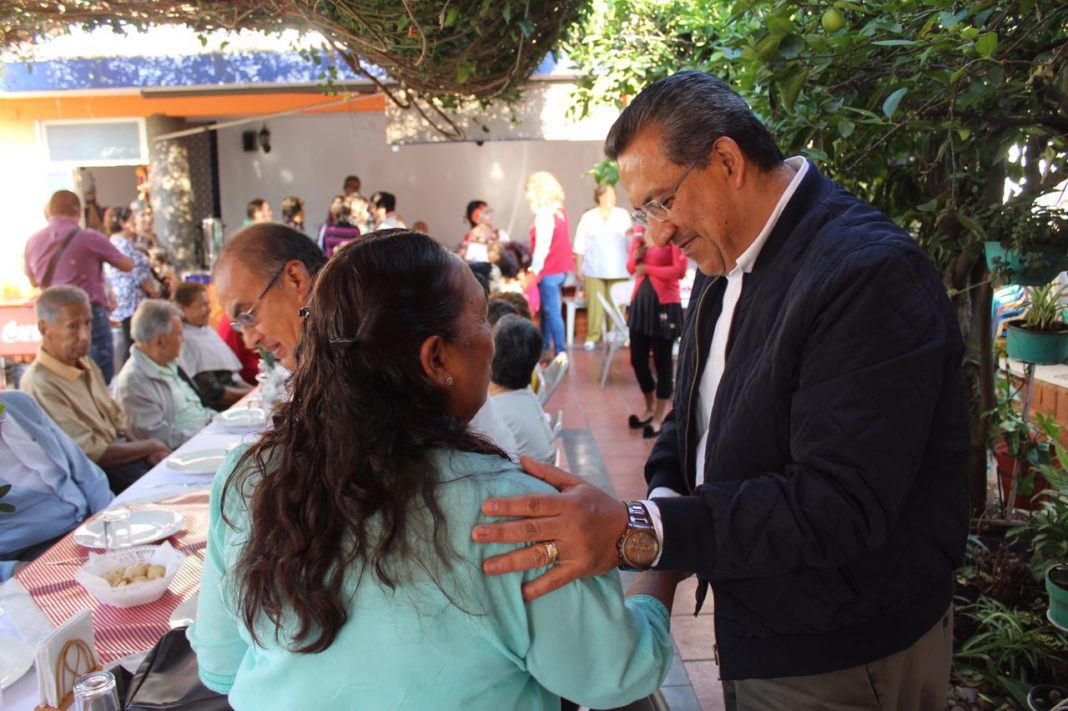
[630,162,698,228]
[232,265,285,333]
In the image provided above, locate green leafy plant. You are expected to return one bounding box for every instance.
[256,345,277,371]
[989,370,1055,467]
[988,204,1068,254]
[1021,283,1068,332]
[954,595,1068,705]
[1007,457,1068,581]
[586,159,620,186]
[1,1,593,138]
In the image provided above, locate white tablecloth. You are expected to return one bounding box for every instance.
[1,404,266,709]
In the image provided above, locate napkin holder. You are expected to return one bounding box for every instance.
[34,609,102,711]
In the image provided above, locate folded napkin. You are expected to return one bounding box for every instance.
[35,609,100,709]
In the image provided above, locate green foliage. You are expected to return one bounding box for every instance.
[565,0,1068,517]
[564,0,1068,274]
[954,595,1068,700]
[1021,283,1068,331]
[988,367,1058,465]
[1,1,593,119]
[988,204,1068,252]
[586,159,620,186]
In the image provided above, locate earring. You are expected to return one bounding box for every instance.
[444,375,455,389]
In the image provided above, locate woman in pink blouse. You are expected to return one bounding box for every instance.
[626,227,687,438]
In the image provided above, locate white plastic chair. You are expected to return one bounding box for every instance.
[537,352,569,407]
[598,292,630,388]
[609,279,635,311]
[551,410,564,437]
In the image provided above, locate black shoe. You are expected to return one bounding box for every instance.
[642,422,662,439]
[628,414,653,429]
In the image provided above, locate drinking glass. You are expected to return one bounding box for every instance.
[73,670,120,711]
[99,507,130,551]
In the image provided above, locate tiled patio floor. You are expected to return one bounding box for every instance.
[545,345,726,711]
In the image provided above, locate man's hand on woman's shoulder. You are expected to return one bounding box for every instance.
[472,456,628,601]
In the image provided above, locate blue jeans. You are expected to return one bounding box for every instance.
[90,303,115,383]
[538,273,567,355]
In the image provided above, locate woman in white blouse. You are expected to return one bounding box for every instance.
[572,184,632,350]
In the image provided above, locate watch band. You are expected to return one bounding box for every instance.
[617,501,659,570]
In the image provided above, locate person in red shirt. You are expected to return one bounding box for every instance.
[525,172,574,356]
[625,227,687,437]
[217,314,260,385]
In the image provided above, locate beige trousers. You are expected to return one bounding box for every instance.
[583,277,627,344]
[724,606,953,711]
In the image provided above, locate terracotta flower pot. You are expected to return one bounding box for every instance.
[994,441,1053,509]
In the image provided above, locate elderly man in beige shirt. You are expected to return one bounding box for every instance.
[20,286,171,493]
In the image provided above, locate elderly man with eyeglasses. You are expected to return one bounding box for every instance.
[213,223,328,373]
[112,299,216,449]
[473,71,969,710]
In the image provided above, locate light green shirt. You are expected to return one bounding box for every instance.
[135,348,211,434]
[189,447,673,710]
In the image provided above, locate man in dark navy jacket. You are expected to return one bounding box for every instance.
[473,70,969,709]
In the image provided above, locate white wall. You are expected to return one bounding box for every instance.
[215,112,629,248]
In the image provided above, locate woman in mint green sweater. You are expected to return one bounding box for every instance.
[189,230,679,710]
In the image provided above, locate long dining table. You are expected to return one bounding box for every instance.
[0,398,268,710]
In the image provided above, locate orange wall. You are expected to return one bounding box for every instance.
[0,91,385,124]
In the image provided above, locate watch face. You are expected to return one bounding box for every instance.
[623,529,659,567]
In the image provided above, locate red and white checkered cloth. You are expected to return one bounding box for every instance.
[15,492,210,664]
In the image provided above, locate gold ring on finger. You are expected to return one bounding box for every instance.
[541,540,559,566]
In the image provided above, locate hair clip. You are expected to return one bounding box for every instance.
[330,337,359,346]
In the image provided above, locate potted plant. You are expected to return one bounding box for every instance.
[990,374,1059,511]
[1047,564,1068,632]
[1006,282,1068,364]
[986,205,1068,286]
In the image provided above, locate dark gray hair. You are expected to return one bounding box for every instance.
[36,285,90,323]
[605,70,784,172]
[216,223,328,283]
[131,299,181,344]
[491,315,543,390]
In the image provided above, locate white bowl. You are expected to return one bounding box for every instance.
[74,543,186,608]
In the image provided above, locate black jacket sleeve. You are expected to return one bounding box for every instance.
[644,410,687,494]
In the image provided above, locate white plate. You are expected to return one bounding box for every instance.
[169,593,199,628]
[166,449,227,475]
[213,407,267,429]
[74,510,184,549]
[0,636,34,690]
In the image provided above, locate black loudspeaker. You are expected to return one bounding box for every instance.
[241,131,257,152]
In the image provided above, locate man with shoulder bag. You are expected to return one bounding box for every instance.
[25,190,134,382]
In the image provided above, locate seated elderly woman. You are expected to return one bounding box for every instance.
[112,299,215,449]
[189,229,679,710]
[173,282,252,410]
[489,315,557,464]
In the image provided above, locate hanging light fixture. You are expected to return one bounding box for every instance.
[258,125,271,153]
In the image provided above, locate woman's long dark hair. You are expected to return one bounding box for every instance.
[224,229,504,653]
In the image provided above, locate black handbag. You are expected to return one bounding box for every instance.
[124,626,232,711]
